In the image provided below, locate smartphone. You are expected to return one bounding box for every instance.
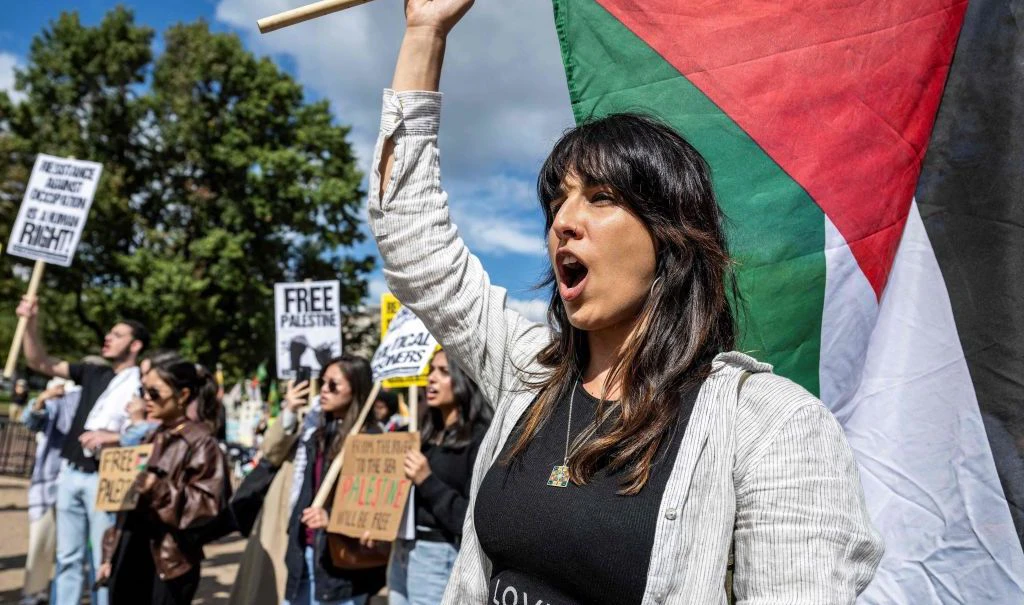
[294,366,311,386]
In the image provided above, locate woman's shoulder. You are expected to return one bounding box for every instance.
[178,420,218,445]
[712,350,823,421]
[714,351,848,473]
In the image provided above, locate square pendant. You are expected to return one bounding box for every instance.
[547,465,570,488]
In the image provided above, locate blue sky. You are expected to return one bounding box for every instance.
[0,0,575,322]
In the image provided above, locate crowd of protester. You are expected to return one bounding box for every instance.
[6,2,887,604]
[9,295,488,605]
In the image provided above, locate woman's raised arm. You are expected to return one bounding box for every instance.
[369,0,550,405]
[379,0,471,201]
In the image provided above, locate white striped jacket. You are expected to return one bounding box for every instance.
[368,89,884,605]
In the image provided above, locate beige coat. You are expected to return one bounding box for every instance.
[228,419,301,605]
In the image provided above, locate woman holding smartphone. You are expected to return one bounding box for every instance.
[272,355,386,605]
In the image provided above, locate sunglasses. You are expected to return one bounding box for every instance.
[143,387,169,402]
[324,379,343,394]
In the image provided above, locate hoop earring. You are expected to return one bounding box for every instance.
[649,276,663,297]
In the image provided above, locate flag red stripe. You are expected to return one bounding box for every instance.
[597,0,966,298]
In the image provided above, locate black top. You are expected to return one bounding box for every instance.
[475,381,700,605]
[416,423,488,543]
[61,362,116,473]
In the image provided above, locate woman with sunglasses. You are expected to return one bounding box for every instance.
[365,1,884,604]
[98,357,229,605]
[264,355,386,605]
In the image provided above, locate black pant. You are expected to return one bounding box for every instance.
[109,523,201,605]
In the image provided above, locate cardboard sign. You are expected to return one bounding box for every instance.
[95,444,153,512]
[327,432,419,541]
[7,154,103,267]
[274,280,343,379]
[373,294,437,388]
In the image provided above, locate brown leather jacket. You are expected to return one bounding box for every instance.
[103,417,229,581]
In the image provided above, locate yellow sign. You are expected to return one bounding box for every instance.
[378,293,436,388]
[95,444,154,512]
[379,292,402,340]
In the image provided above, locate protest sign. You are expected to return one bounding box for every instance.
[7,154,102,267]
[379,292,402,340]
[274,280,343,379]
[327,432,420,541]
[95,444,153,512]
[373,293,437,388]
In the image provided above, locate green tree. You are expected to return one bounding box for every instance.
[0,7,373,377]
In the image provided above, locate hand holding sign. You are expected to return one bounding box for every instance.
[403,449,432,486]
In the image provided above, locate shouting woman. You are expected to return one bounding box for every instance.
[366,1,884,604]
[387,350,490,605]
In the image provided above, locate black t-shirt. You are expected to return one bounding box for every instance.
[61,362,116,473]
[474,381,699,605]
[415,423,487,542]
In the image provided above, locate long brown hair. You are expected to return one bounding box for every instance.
[420,350,492,449]
[506,113,738,495]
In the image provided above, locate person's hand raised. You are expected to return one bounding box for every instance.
[16,295,38,320]
[404,0,474,36]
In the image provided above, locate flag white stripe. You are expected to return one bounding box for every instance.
[822,201,1024,603]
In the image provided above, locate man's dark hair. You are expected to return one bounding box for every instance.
[119,319,150,352]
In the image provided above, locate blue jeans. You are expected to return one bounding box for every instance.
[54,466,113,605]
[283,545,369,605]
[388,539,459,605]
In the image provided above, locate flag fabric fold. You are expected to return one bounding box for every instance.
[552,0,1024,601]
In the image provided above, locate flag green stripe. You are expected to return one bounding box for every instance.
[554,0,825,394]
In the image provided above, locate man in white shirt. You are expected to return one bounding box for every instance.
[16,295,147,605]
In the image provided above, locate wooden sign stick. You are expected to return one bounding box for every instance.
[307,376,319,407]
[312,380,381,508]
[3,259,46,379]
[257,0,377,34]
[408,384,418,433]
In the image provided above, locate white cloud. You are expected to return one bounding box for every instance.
[213,0,574,193]
[507,297,550,324]
[0,53,25,104]
[216,0,573,315]
[455,214,543,256]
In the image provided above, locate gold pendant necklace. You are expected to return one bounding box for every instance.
[547,379,578,488]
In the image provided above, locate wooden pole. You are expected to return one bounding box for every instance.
[257,0,376,34]
[312,380,381,508]
[3,260,46,379]
[307,376,319,407]
[407,384,418,433]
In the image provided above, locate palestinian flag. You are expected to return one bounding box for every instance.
[552,0,1024,601]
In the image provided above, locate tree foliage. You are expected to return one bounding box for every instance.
[0,7,374,376]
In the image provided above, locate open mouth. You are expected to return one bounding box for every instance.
[556,250,590,302]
